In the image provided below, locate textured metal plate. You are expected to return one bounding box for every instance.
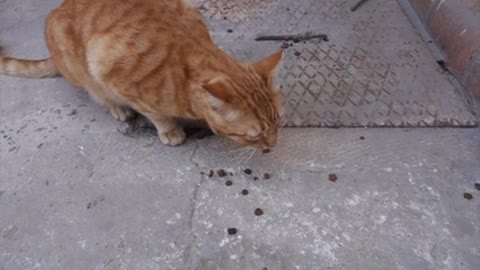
[192,0,478,127]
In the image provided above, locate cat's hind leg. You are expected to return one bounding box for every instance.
[105,102,135,122]
[84,81,136,122]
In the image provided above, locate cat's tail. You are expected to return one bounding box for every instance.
[0,46,59,78]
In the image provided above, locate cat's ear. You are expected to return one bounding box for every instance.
[202,79,238,120]
[203,79,233,104]
[253,50,283,85]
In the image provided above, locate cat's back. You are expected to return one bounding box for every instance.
[55,0,208,41]
[47,0,211,88]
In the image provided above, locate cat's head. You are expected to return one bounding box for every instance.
[201,50,284,150]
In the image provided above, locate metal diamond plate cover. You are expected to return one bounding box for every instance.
[192,0,478,127]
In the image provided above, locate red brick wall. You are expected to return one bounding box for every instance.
[408,0,480,99]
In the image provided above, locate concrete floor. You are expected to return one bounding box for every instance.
[1,0,480,270]
[1,115,480,270]
[1,74,480,269]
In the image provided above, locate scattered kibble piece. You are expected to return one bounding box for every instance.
[217,169,227,177]
[464,193,473,200]
[474,183,480,191]
[255,208,264,216]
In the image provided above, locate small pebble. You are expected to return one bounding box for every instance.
[263,173,270,180]
[255,208,264,216]
[294,51,301,56]
[225,180,233,186]
[241,189,249,195]
[464,193,473,200]
[217,169,227,177]
[329,173,338,182]
[244,169,252,175]
[227,228,237,235]
[475,183,480,191]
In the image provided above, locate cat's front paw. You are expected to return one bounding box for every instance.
[159,127,186,146]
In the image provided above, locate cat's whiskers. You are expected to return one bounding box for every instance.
[220,146,254,167]
[240,148,257,167]
[221,147,250,154]
[225,149,251,166]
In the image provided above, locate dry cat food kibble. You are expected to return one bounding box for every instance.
[254,208,264,216]
[463,193,473,200]
[225,180,233,186]
[359,136,365,140]
[329,173,338,182]
[262,149,271,154]
[244,169,252,175]
[475,183,480,191]
[294,51,301,56]
[208,170,214,178]
[253,176,259,181]
[227,29,233,33]
[241,189,249,195]
[263,173,270,180]
[217,169,227,177]
[227,228,237,235]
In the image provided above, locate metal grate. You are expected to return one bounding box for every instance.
[192,0,478,127]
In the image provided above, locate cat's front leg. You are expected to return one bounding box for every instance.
[147,113,186,146]
[159,126,186,146]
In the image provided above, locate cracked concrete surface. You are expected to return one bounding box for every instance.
[1,0,480,269]
[1,115,480,269]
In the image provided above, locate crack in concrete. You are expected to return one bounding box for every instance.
[183,140,207,269]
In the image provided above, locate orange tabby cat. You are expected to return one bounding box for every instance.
[0,0,283,149]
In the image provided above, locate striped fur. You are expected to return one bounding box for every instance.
[0,0,283,149]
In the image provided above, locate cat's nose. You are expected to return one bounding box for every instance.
[266,134,278,148]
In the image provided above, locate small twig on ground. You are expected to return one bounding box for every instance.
[255,31,329,43]
[351,0,369,12]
